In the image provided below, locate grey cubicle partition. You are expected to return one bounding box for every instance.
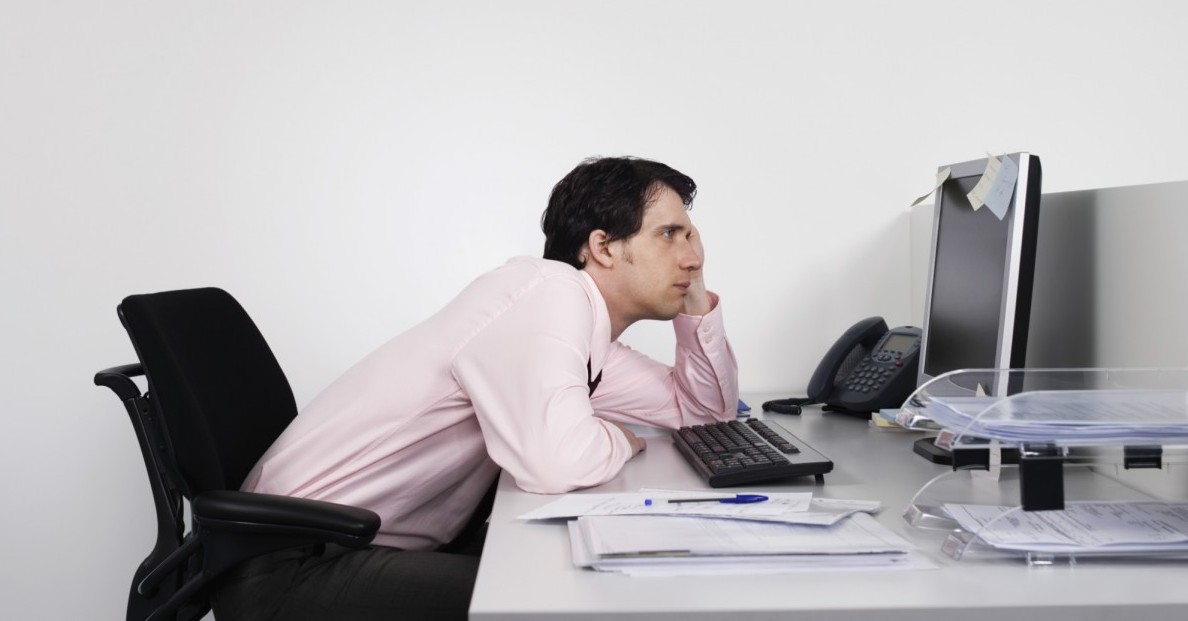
[1028,180,1188,370]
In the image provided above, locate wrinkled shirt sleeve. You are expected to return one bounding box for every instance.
[451,275,635,494]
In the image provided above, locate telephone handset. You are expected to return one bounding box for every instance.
[763,317,922,416]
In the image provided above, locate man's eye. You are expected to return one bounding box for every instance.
[662,228,676,239]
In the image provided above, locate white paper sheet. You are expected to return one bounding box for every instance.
[566,513,934,576]
[578,512,912,557]
[518,491,802,520]
[943,501,1188,552]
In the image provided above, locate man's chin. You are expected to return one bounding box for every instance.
[641,300,686,321]
[638,309,682,322]
[660,306,684,320]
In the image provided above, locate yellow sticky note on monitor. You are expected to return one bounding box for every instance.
[966,154,1002,211]
[965,153,1018,219]
[910,166,951,207]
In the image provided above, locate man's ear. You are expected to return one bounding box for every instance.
[583,230,615,269]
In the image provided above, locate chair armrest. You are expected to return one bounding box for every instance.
[94,363,145,401]
[137,491,381,602]
[193,490,381,548]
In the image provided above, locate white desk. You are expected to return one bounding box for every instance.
[469,397,1188,620]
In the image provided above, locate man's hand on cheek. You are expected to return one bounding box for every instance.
[681,226,712,316]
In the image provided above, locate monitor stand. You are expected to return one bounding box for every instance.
[913,437,952,465]
[913,436,1021,467]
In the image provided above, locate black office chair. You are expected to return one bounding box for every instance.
[95,287,381,621]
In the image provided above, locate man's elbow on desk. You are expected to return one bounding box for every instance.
[510,464,625,495]
[500,431,635,494]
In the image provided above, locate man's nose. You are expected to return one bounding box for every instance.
[679,241,702,270]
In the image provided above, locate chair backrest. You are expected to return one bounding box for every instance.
[119,287,297,496]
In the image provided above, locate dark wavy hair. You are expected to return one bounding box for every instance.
[541,157,697,269]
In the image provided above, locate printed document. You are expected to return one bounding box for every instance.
[914,389,1188,442]
[567,512,934,576]
[576,511,910,556]
[518,491,881,526]
[944,501,1188,552]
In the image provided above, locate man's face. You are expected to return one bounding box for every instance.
[608,186,702,322]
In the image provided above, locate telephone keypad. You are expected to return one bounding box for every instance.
[845,359,897,394]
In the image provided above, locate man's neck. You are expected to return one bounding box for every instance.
[584,267,631,342]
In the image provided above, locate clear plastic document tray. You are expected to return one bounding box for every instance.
[897,368,1188,448]
[899,368,1188,564]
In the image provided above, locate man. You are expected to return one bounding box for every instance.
[213,156,739,620]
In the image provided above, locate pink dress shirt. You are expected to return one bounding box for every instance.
[242,257,739,550]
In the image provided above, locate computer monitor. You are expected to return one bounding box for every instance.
[917,152,1043,396]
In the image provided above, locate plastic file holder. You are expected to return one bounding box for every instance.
[897,368,1188,564]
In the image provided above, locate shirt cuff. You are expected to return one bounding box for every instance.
[674,292,725,351]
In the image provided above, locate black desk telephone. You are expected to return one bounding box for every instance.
[763,317,922,416]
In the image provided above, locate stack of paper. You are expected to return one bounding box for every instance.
[520,491,933,576]
[943,501,1188,555]
[871,408,926,432]
[568,512,924,576]
[917,390,1188,443]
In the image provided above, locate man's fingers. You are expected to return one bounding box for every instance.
[610,421,647,457]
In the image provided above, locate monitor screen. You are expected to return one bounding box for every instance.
[917,153,1042,395]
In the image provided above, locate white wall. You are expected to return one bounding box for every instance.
[3,1,1188,618]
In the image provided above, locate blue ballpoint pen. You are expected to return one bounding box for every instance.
[666,494,769,504]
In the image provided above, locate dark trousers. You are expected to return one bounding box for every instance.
[212,483,496,621]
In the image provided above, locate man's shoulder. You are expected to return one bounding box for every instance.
[494,256,585,283]
[474,257,600,312]
[449,257,600,330]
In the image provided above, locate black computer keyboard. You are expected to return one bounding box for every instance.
[672,418,834,488]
